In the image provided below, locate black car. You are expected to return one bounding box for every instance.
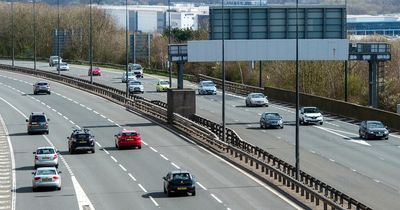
[163,170,196,197]
[67,129,95,154]
[359,120,389,140]
[260,112,284,129]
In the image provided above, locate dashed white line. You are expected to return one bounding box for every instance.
[149,147,158,153]
[73,101,79,104]
[119,164,127,171]
[100,115,106,118]
[138,184,147,193]
[103,149,110,155]
[80,104,86,107]
[46,105,51,109]
[95,142,102,147]
[196,182,207,190]
[374,179,381,183]
[63,116,69,120]
[93,111,99,114]
[142,141,148,146]
[351,168,357,172]
[107,119,114,123]
[329,158,335,162]
[69,120,75,125]
[128,173,136,181]
[40,102,45,105]
[75,125,81,129]
[160,154,169,161]
[171,162,180,169]
[86,107,92,111]
[57,112,62,116]
[110,156,118,163]
[149,196,159,207]
[52,108,57,112]
[210,194,223,203]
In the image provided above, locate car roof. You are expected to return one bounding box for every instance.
[249,92,263,95]
[170,170,190,174]
[302,106,318,109]
[35,81,48,84]
[365,120,383,123]
[36,167,57,171]
[30,112,46,116]
[200,80,213,83]
[37,146,55,150]
[263,112,280,115]
[72,129,91,134]
[121,130,137,133]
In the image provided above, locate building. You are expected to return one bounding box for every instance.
[347,15,400,37]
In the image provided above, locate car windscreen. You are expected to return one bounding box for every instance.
[122,132,137,137]
[159,81,169,85]
[172,173,191,181]
[202,82,215,87]
[129,81,141,85]
[133,65,142,70]
[265,113,280,120]
[304,108,320,113]
[75,134,90,140]
[251,93,264,98]
[37,148,55,154]
[36,169,56,176]
[125,72,134,76]
[367,122,385,128]
[60,63,67,66]
[37,83,48,86]
[31,115,46,122]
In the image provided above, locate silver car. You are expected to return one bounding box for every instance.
[32,167,61,191]
[128,80,144,94]
[57,62,69,71]
[260,112,284,129]
[34,147,59,169]
[121,72,137,83]
[33,81,51,95]
[245,93,269,107]
[198,80,217,95]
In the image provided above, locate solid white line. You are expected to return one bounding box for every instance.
[103,149,110,155]
[0,115,16,210]
[171,162,180,169]
[119,164,127,171]
[0,97,27,118]
[160,154,169,161]
[71,176,96,210]
[149,196,159,207]
[138,184,147,193]
[128,173,136,181]
[210,194,223,203]
[149,147,158,153]
[110,156,118,162]
[95,142,102,147]
[196,182,207,190]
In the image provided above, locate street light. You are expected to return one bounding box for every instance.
[125,0,129,97]
[33,0,37,70]
[57,0,61,75]
[221,0,226,143]
[295,0,300,180]
[11,0,14,68]
[168,0,172,88]
[89,0,93,83]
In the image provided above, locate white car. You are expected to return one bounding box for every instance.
[128,63,144,78]
[128,80,144,94]
[299,107,324,125]
[122,72,137,83]
[198,80,217,95]
[245,93,269,107]
[34,147,59,169]
[32,167,61,191]
[49,56,62,67]
[56,62,69,71]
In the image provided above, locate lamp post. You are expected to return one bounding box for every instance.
[57,0,61,75]
[33,0,37,70]
[125,0,129,97]
[295,0,300,180]
[221,0,226,143]
[11,0,15,68]
[89,0,93,83]
[168,0,172,88]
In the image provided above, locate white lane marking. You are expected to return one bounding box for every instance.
[138,184,147,193]
[93,111,99,114]
[86,107,92,111]
[46,105,51,109]
[71,176,96,210]
[142,141,148,146]
[119,164,127,172]
[160,154,168,161]
[107,119,114,123]
[57,112,62,116]
[171,162,180,169]
[149,147,158,153]
[351,168,357,172]
[103,149,110,155]
[95,142,102,147]
[315,126,371,146]
[63,116,69,120]
[100,115,106,118]
[0,115,16,210]
[80,104,86,108]
[374,179,381,183]
[310,150,316,154]
[149,196,159,207]
[40,102,45,105]
[110,156,118,163]
[52,108,57,112]
[0,96,27,118]
[69,120,75,125]
[75,125,81,129]
[114,123,121,128]
[73,101,79,104]
[329,159,335,162]
[210,194,223,203]
[196,182,207,190]
[128,173,136,181]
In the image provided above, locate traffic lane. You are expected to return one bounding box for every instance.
[0,87,78,210]
[0,75,158,210]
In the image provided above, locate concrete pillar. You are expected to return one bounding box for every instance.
[167,89,196,124]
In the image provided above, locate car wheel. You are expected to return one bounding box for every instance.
[167,190,171,197]
[33,91,36,95]
[32,187,37,192]
[319,122,323,125]
[192,190,196,196]
[245,101,249,107]
[163,186,167,194]
[48,92,51,95]
[45,131,49,135]
[115,143,119,150]
[55,164,58,169]
[28,131,32,135]
[138,146,142,149]
[57,187,61,191]
[299,118,304,125]
[34,165,37,169]
[385,137,389,140]
[280,125,284,129]
[91,149,95,153]
[260,123,263,129]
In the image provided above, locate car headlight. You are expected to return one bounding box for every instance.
[278,119,283,124]
[384,130,389,134]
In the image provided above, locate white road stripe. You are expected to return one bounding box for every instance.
[171,162,180,169]
[160,154,168,161]
[103,149,110,155]
[100,115,106,118]
[149,147,158,153]
[57,112,62,116]
[138,184,147,193]
[119,164,127,171]
[110,156,118,163]
[63,116,68,120]
[149,196,159,207]
[71,176,96,210]
[0,115,15,210]
[86,107,92,111]
[95,142,102,147]
[107,119,114,123]
[210,194,223,203]
[142,141,148,146]
[196,182,207,190]
[128,173,136,181]
[93,111,99,114]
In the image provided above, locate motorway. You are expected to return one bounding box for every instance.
[2,60,400,209]
[0,67,300,209]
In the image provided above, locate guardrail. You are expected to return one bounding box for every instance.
[0,64,371,210]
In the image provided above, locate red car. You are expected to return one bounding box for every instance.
[88,67,102,76]
[115,130,142,149]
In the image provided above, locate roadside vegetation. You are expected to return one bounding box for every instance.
[0,2,399,112]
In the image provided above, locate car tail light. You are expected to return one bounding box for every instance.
[53,176,59,180]
[45,123,48,128]
[28,124,32,128]
[34,177,40,181]
[53,154,58,159]
[35,155,38,160]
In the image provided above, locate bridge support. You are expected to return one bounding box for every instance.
[167,89,195,124]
